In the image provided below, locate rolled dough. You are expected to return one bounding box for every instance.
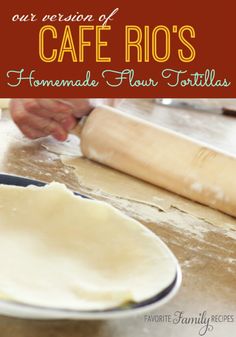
[40,136,236,230]
[61,155,236,229]
[0,182,177,310]
[80,106,236,218]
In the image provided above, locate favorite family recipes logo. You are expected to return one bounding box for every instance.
[1,1,235,97]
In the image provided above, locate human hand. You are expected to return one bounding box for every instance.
[10,98,98,141]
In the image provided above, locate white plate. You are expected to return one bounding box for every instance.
[0,265,181,320]
[0,173,182,320]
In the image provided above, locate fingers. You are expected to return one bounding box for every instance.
[22,99,77,130]
[10,99,68,141]
[21,113,68,141]
[19,125,49,140]
[10,98,97,141]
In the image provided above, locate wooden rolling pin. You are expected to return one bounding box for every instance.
[77,105,236,217]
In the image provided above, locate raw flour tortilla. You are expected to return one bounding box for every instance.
[0,182,177,310]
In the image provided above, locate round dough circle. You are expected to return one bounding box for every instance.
[0,182,178,310]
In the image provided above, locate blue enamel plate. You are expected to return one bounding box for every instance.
[0,173,181,320]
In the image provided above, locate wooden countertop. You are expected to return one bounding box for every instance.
[0,99,235,337]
